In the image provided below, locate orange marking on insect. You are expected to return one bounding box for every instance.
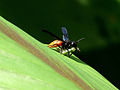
[48,40,63,48]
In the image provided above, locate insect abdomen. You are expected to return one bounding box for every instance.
[48,40,63,48]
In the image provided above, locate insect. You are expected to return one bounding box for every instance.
[42,27,84,57]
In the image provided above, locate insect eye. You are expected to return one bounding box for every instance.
[71,42,77,47]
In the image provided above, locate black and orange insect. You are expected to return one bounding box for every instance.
[42,27,84,57]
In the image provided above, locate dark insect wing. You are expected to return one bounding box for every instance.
[42,29,63,41]
[61,27,69,41]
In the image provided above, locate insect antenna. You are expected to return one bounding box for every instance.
[76,38,85,43]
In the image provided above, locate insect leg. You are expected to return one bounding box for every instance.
[67,49,72,57]
[55,44,63,54]
[60,48,63,54]
[75,47,80,52]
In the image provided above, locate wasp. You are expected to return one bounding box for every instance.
[42,27,84,57]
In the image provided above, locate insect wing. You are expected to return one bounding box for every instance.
[62,27,69,41]
[42,29,63,41]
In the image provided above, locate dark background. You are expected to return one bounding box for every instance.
[0,0,120,88]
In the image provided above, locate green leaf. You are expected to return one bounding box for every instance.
[0,16,118,90]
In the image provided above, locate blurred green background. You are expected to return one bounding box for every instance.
[0,0,120,88]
